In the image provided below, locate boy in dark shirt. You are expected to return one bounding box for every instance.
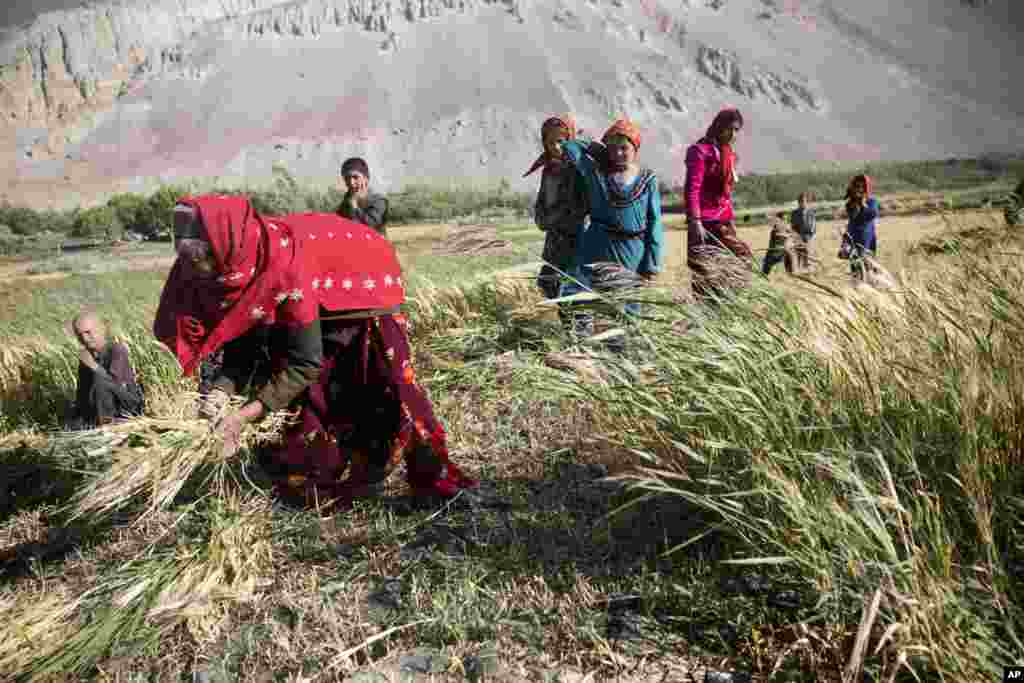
[336,157,389,235]
[790,192,816,270]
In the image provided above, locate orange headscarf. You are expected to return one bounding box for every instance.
[601,118,641,149]
[523,114,578,177]
[702,108,743,195]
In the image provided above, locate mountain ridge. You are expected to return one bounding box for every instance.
[2,0,1022,209]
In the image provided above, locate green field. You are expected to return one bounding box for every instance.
[1,192,1023,682]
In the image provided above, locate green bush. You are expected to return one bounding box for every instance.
[71,205,122,240]
[0,203,45,235]
[142,185,192,238]
[107,193,150,235]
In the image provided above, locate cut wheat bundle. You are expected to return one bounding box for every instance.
[0,588,83,676]
[54,392,297,524]
[7,494,276,680]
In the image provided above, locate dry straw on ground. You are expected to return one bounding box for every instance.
[434,225,513,257]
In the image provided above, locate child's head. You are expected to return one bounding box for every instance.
[798,192,810,207]
[340,157,370,194]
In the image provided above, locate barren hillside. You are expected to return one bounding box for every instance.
[2,0,1022,209]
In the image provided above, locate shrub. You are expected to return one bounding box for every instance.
[140,184,192,238]
[0,203,45,235]
[71,205,122,240]
[107,193,150,235]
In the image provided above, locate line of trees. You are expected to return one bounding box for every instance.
[1,157,1021,240]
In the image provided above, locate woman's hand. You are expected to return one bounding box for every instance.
[689,219,708,244]
[218,411,246,458]
[216,401,266,458]
[79,348,99,372]
[199,388,230,421]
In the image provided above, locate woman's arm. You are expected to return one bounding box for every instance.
[560,139,600,187]
[209,332,262,397]
[639,177,664,275]
[860,198,879,223]
[255,319,324,412]
[684,146,705,223]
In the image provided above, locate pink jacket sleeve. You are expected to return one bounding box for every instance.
[684,145,704,222]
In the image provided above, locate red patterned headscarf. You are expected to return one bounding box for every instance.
[153,195,405,376]
[523,114,578,177]
[602,118,641,149]
[701,108,744,195]
[845,174,873,200]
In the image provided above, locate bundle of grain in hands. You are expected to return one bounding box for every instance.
[55,392,296,523]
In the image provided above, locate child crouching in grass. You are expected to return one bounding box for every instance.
[762,212,794,277]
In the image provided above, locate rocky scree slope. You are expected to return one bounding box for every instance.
[1,0,1022,209]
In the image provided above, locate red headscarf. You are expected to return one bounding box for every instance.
[523,114,578,177]
[702,108,743,195]
[845,174,873,200]
[602,118,641,149]
[153,195,405,377]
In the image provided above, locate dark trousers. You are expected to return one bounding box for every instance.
[762,249,794,276]
[68,382,141,430]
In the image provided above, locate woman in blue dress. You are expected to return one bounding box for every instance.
[557,118,664,339]
[841,174,880,282]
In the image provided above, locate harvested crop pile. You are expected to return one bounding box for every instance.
[907,213,1012,256]
[0,392,294,678]
[434,225,513,256]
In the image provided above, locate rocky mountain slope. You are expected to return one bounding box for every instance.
[1,0,1022,209]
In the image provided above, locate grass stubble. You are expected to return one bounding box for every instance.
[0,212,1022,681]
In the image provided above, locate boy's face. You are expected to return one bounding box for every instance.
[343,171,368,194]
[798,196,807,208]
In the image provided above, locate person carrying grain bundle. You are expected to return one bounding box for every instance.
[761,212,795,277]
[840,174,880,282]
[66,311,144,430]
[154,197,476,511]
[337,157,389,236]
[556,117,664,345]
[790,192,816,271]
[685,108,753,305]
[524,114,590,304]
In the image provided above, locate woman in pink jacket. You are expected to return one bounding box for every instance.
[685,108,753,304]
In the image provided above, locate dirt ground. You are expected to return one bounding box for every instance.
[658,208,1003,284]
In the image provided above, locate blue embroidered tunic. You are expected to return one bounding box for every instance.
[560,139,664,284]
